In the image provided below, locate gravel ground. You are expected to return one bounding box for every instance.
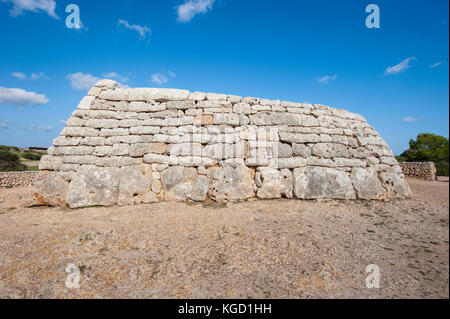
[0,178,448,299]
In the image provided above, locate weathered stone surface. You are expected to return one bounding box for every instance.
[292,143,312,157]
[207,93,227,101]
[66,166,120,208]
[160,166,207,201]
[77,96,94,110]
[274,157,307,169]
[117,166,154,205]
[95,79,120,89]
[379,172,412,199]
[351,168,386,200]
[161,166,185,190]
[187,175,209,201]
[311,143,349,158]
[293,167,356,199]
[22,173,68,207]
[39,155,63,170]
[256,168,293,199]
[99,88,190,101]
[61,127,100,137]
[208,166,255,202]
[275,142,293,158]
[189,92,206,101]
[129,143,152,157]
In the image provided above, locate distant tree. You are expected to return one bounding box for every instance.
[397,133,449,176]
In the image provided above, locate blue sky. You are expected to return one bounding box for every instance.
[0,0,448,155]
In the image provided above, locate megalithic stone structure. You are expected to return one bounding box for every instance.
[36,79,412,208]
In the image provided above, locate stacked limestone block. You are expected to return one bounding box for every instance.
[38,79,411,208]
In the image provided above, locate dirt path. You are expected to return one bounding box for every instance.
[0,179,448,299]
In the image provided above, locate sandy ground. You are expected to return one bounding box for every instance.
[0,178,448,299]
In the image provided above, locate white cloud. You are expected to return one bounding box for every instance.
[0,120,9,129]
[29,125,54,132]
[4,0,58,19]
[59,120,66,124]
[168,71,176,79]
[316,74,337,84]
[31,72,49,80]
[66,72,100,91]
[151,73,168,85]
[103,72,130,83]
[430,61,446,68]
[117,19,151,40]
[151,71,176,85]
[11,72,26,79]
[385,57,417,75]
[401,116,420,123]
[176,0,215,22]
[0,86,49,105]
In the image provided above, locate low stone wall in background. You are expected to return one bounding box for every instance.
[0,171,47,188]
[399,162,436,181]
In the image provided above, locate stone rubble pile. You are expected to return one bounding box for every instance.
[0,171,46,188]
[36,79,411,208]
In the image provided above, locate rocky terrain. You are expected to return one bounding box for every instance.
[0,178,448,299]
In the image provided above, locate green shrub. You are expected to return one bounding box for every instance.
[0,149,26,171]
[435,161,449,177]
[22,151,42,160]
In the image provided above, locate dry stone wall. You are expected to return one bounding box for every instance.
[37,79,412,208]
[0,171,46,188]
[399,162,437,181]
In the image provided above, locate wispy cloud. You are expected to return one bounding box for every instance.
[117,19,151,40]
[0,120,9,129]
[31,72,49,80]
[176,0,215,23]
[430,61,446,68]
[385,57,417,75]
[29,125,54,132]
[315,74,337,84]
[401,116,420,123]
[103,72,130,83]
[151,71,176,85]
[11,72,26,79]
[3,0,58,19]
[11,71,49,80]
[0,86,49,105]
[66,72,100,91]
[151,74,168,85]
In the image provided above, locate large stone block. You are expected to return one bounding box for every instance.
[66,166,120,208]
[293,167,356,199]
[160,166,208,201]
[117,166,156,205]
[99,88,190,101]
[208,165,255,202]
[350,168,386,200]
[22,173,69,208]
[256,168,293,199]
[379,172,412,199]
